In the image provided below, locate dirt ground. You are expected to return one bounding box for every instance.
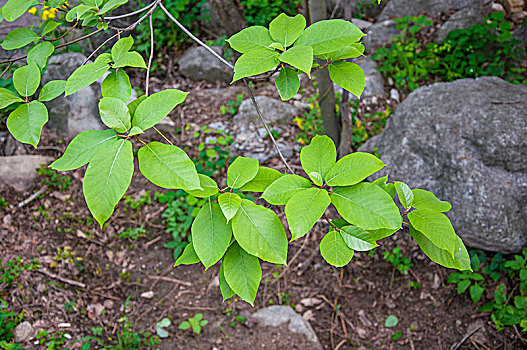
[0,75,524,350]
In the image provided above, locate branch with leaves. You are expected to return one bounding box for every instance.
[0,0,470,306]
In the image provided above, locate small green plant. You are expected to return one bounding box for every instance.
[448,251,486,303]
[189,125,234,177]
[383,246,412,275]
[35,330,67,350]
[0,299,23,345]
[219,93,245,116]
[0,257,40,290]
[0,197,8,209]
[120,226,147,240]
[178,313,208,335]
[240,0,302,26]
[36,167,72,192]
[294,95,323,144]
[80,297,160,349]
[123,191,152,210]
[479,285,527,332]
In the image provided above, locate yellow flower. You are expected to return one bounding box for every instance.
[293,116,304,130]
[28,7,37,15]
[298,137,305,145]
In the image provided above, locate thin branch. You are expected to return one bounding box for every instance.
[110,0,161,32]
[242,78,295,174]
[36,269,86,289]
[105,0,157,20]
[153,126,173,145]
[145,12,154,96]
[158,3,234,70]
[82,32,120,65]
[0,62,13,79]
[160,2,295,174]
[18,186,48,208]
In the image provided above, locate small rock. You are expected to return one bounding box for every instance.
[295,304,304,313]
[389,88,400,101]
[178,46,232,84]
[0,155,54,192]
[300,297,322,307]
[58,323,71,328]
[363,20,400,54]
[456,320,462,326]
[253,305,322,348]
[14,321,34,342]
[385,298,396,309]
[233,96,300,130]
[141,291,154,299]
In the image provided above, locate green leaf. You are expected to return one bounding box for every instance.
[232,199,288,264]
[457,279,471,294]
[138,142,201,191]
[275,67,300,100]
[238,166,282,192]
[369,227,399,241]
[219,261,235,301]
[184,174,218,198]
[395,181,414,208]
[27,42,54,69]
[232,49,280,82]
[331,182,402,230]
[223,242,261,305]
[132,89,188,131]
[98,0,128,15]
[178,321,190,330]
[83,138,134,227]
[128,126,143,136]
[285,188,330,241]
[38,80,66,102]
[13,62,40,97]
[111,36,133,63]
[295,19,365,56]
[227,26,274,53]
[320,230,354,267]
[268,42,284,51]
[227,156,259,189]
[41,21,60,36]
[469,284,484,303]
[6,101,47,148]
[127,95,146,116]
[65,61,110,96]
[101,70,132,102]
[328,61,365,99]
[2,0,38,22]
[409,227,471,271]
[269,13,306,47]
[325,152,385,187]
[308,172,323,186]
[174,242,200,266]
[218,192,242,222]
[408,209,457,254]
[1,28,38,50]
[300,135,336,182]
[412,189,451,212]
[192,201,232,269]
[0,88,23,109]
[99,97,131,132]
[113,51,147,69]
[50,129,117,171]
[326,43,365,60]
[279,45,313,77]
[385,315,398,328]
[340,225,378,251]
[261,174,312,205]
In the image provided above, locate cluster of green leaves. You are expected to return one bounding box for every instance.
[187,125,234,177]
[178,313,208,335]
[383,246,412,275]
[135,0,209,58]
[227,13,366,100]
[174,135,469,305]
[219,93,245,116]
[0,257,40,290]
[0,299,25,349]
[80,297,160,349]
[373,13,526,92]
[447,248,527,332]
[240,0,302,27]
[36,167,72,192]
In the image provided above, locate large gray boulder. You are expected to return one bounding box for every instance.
[178,46,232,84]
[359,77,527,252]
[42,53,105,137]
[378,0,484,21]
[363,20,400,54]
[230,96,299,162]
[0,155,54,192]
[435,6,489,43]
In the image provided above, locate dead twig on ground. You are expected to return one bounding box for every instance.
[18,186,48,208]
[36,269,86,289]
